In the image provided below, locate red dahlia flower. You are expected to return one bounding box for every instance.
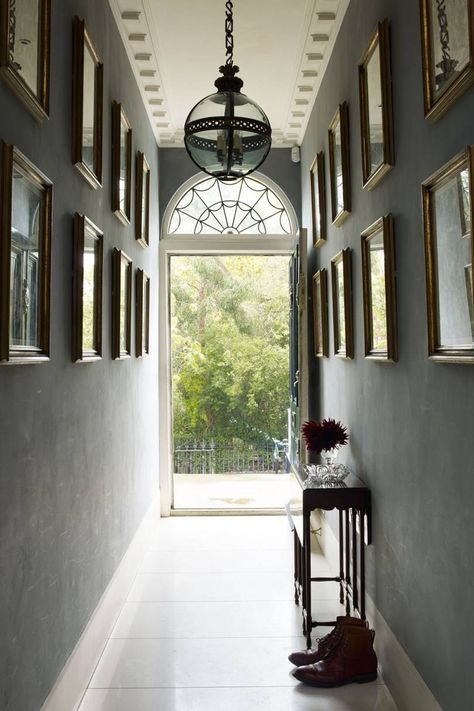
[301,418,349,454]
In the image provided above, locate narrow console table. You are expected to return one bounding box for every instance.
[286,467,371,648]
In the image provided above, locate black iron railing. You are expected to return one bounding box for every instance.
[174,440,284,475]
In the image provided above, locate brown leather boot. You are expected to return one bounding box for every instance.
[292,625,378,687]
[288,616,367,666]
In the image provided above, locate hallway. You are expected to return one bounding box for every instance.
[78,516,397,710]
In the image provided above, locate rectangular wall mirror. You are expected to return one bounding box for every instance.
[328,102,351,225]
[313,268,329,357]
[112,248,132,359]
[0,0,51,120]
[330,248,353,358]
[310,151,327,247]
[466,263,474,338]
[361,215,397,361]
[420,0,474,121]
[423,148,474,362]
[358,18,394,190]
[72,17,103,189]
[112,102,132,224]
[136,152,150,247]
[136,269,150,357]
[0,143,52,364]
[73,214,103,362]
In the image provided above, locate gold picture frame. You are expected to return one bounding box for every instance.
[310,151,327,247]
[136,269,150,357]
[361,215,397,361]
[112,248,132,360]
[358,19,394,190]
[72,17,103,189]
[312,268,329,357]
[420,0,474,121]
[422,147,474,362]
[72,214,103,363]
[328,102,351,226]
[465,263,474,338]
[112,102,132,224]
[330,248,353,358]
[0,0,51,121]
[136,152,150,247]
[0,142,52,364]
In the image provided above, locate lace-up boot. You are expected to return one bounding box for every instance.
[292,625,377,687]
[288,615,368,667]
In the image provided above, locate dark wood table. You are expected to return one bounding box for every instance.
[286,467,371,648]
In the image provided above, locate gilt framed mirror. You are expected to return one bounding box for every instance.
[136,269,150,357]
[0,142,52,364]
[328,103,351,225]
[422,147,474,362]
[420,0,474,121]
[358,19,394,190]
[136,152,150,248]
[361,215,397,361]
[330,248,353,358]
[112,248,132,359]
[313,268,329,357]
[310,151,327,247]
[72,17,103,189]
[0,0,51,120]
[112,102,132,224]
[72,214,103,362]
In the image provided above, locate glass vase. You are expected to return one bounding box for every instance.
[302,463,324,487]
[316,448,350,484]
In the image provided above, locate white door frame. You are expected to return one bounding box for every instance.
[158,168,306,516]
[158,232,309,515]
[298,227,309,464]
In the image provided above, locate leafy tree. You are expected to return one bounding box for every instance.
[171,256,289,446]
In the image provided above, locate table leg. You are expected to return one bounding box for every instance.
[303,512,312,648]
[345,509,351,615]
[352,508,358,613]
[293,530,299,604]
[338,510,344,604]
[360,511,366,620]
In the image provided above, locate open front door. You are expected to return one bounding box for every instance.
[288,228,309,472]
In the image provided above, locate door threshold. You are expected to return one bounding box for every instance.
[170,507,286,517]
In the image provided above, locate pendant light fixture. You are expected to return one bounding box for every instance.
[184,0,272,181]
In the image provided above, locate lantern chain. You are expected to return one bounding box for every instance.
[436,0,451,63]
[225,0,234,66]
[435,0,458,85]
[8,0,18,67]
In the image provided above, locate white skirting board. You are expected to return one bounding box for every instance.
[40,495,161,711]
[312,510,443,711]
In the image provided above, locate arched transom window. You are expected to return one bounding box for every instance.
[166,174,296,235]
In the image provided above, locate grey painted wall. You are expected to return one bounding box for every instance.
[0,2,159,710]
[159,147,302,231]
[301,2,474,710]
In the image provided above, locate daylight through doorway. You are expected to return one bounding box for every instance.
[170,254,297,510]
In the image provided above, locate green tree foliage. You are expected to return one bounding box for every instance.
[171,256,289,445]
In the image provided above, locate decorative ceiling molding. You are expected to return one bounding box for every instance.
[108,0,350,148]
[107,0,171,146]
[284,0,350,145]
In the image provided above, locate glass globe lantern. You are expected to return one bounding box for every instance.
[184,3,272,181]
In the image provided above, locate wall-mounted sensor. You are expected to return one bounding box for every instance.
[291,145,300,163]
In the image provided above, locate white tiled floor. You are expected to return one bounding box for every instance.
[173,473,301,510]
[78,516,398,711]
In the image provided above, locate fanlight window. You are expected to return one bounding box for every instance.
[168,175,293,235]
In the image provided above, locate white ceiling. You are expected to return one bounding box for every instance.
[108,0,349,147]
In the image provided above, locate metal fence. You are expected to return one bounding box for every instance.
[173,441,279,475]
